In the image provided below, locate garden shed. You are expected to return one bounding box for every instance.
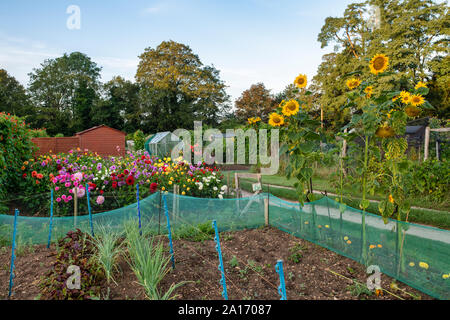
[76,125,126,157]
[144,131,182,158]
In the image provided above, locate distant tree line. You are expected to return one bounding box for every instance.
[0,41,230,137]
[1,0,448,136]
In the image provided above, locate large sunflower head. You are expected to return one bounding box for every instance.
[409,94,425,107]
[346,78,362,90]
[405,106,421,118]
[375,125,395,138]
[281,100,300,117]
[369,54,389,75]
[268,113,285,127]
[294,74,307,89]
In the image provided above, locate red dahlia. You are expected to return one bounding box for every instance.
[126,175,135,185]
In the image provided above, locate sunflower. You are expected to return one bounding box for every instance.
[409,94,425,107]
[400,91,411,104]
[369,54,389,75]
[294,74,307,88]
[364,86,373,98]
[415,81,427,90]
[268,113,285,127]
[281,100,300,117]
[375,126,395,138]
[346,78,361,90]
[405,106,421,118]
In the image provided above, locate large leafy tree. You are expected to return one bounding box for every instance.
[235,83,276,122]
[91,76,141,133]
[136,41,230,131]
[314,0,449,129]
[28,52,101,135]
[0,69,33,119]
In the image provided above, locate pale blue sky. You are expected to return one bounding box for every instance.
[0,0,356,102]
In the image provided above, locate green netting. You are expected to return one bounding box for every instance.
[0,192,449,299]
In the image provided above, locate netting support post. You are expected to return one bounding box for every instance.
[275,260,287,300]
[8,209,19,298]
[163,195,175,269]
[212,220,228,300]
[86,184,94,237]
[264,197,269,226]
[47,189,54,248]
[137,184,142,236]
[73,187,78,228]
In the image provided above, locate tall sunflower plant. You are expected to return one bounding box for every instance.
[342,54,434,267]
[266,74,328,204]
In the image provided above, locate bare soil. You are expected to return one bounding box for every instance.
[0,227,431,300]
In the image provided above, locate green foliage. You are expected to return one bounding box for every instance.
[346,280,373,298]
[314,0,449,130]
[405,159,450,202]
[123,221,186,300]
[0,69,33,119]
[133,130,145,151]
[229,255,239,268]
[28,52,101,136]
[0,112,35,200]
[173,221,215,242]
[288,243,306,263]
[136,40,230,131]
[91,224,124,284]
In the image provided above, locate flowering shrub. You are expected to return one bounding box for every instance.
[0,112,36,200]
[19,148,227,215]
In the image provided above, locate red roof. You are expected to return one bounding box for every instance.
[75,125,126,136]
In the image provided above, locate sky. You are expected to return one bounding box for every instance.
[0,0,356,103]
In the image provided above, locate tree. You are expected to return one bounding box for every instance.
[136,41,230,130]
[91,76,141,133]
[235,83,276,122]
[0,69,33,119]
[28,52,101,135]
[315,0,449,129]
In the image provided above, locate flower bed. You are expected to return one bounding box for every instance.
[18,148,227,216]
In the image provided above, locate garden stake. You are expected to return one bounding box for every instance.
[86,184,94,237]
[8,209,19,298]
[74,186,78,228]
[136,184,142,236]
[212,220,228,300]
[163,195,175,269]
[47,189,54,248]
[158,190,162,235]
[275,260,287,300]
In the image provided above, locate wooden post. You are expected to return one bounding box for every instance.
[73,187,78,227]
[172,184,178,223]
[436,140,440,161]
[234,173,240,198]
[264,197,269,226]
[424,126,430,161]
[341,128,348,158]
[320,105,324,129]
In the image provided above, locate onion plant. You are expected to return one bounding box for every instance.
[91,224,124,285]
[123,220,186,300]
